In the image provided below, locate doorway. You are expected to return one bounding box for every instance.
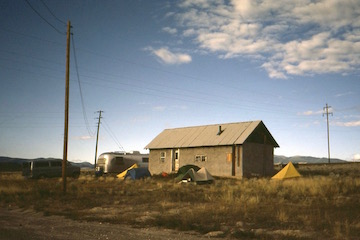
[172,149,180,172]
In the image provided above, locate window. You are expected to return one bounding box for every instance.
[195,155,207,162]
[114,157,124,165]
[160,152,166,163]
[142,157,149,163]
[34,161,49,168]
[51,161,62,167]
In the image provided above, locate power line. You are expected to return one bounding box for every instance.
[103,119,125,152]
[71,33,95,136]
[39,0,67,25]
[24,0,65,35]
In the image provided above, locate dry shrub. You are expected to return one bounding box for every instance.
[276,209,289,223]
[1,164,360,239]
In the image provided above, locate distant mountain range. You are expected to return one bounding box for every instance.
[0,156,94,171]
[0,155,347,172]
[274,155,346,164]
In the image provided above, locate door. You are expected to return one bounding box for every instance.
[172,149,180,172]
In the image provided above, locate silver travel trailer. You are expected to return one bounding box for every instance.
[96,151,149,174]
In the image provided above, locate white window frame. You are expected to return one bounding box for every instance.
[160,152,166,163]
[195,155,207,162]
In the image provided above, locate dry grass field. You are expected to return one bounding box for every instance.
[1,163,360,239]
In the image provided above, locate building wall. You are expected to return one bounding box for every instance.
[179,146,233,176]
[148,149,173,174]
[149,146,234,176]
[242,142,274,177]
[149,143,274,177]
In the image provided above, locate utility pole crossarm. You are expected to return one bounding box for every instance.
[323,103,333,164]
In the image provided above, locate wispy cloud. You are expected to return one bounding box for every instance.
[298,110,324,116]
[335,91,354,97]
[162,27,177,35]
[334,120,360,127]
[170,0,360,78]
[74,135,93,141]
[146,47,192,65]
[353,153,360,161]
[153,105,166,111]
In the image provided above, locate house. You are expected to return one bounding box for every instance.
[145,120,279,178]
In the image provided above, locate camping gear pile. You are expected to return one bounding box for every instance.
[117,164,151,180]
[175,165,214,184]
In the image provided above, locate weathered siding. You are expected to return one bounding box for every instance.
[242,143,274,177]
[149,143,274,177]
[178,146,233,176]
[149,146,235,176]
[148,149,173,174]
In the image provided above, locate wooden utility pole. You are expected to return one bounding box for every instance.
[94,110,103,169]
[62,21,71,194]
[323,103,333,164]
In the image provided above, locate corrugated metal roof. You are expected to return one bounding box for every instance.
[145,120,279,149]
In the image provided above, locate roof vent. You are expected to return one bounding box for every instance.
[217,125,223,135]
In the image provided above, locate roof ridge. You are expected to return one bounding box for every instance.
[164,120,260,131]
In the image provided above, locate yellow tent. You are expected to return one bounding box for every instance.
[271,162,301,180]
[117,164,138,179]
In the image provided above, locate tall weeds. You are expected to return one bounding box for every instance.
[1,165,360,239]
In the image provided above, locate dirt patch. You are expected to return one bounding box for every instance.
[0,206,224,240]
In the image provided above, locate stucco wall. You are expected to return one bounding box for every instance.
[149,143,274,177]
[148,149,173,174]
[149,146,233,176]
[178,146,233,176]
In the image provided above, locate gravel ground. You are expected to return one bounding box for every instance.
[0,207,225,240]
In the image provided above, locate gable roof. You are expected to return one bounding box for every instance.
[145,120,279,149]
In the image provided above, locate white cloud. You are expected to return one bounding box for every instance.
[353,153,360,161]
[334,120,360,127]
[335,91,354,97]
[162,27,177,35]
[74,135,93,141]
[171,0,360,78]
[148,47,192,65]
[153,106,166,111]
[298,110,324,116]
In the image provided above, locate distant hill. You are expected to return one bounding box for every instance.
[0,155,347,172]
[0,156,93,171]
[274,155,346,164]
[71,161,94,169]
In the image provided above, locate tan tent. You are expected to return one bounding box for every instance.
[179,167,214,184]
[271,162,301,180]
[117,164,138,179]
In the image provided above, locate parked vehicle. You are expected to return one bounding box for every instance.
[22,159,80,179]
[96,151,148,174]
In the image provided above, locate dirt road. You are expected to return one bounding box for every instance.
[0,207,224,240]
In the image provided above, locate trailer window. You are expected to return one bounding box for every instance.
[142,157,149,163]
[114,157,124,165]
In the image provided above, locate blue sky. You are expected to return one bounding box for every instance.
[1,0,359,163]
